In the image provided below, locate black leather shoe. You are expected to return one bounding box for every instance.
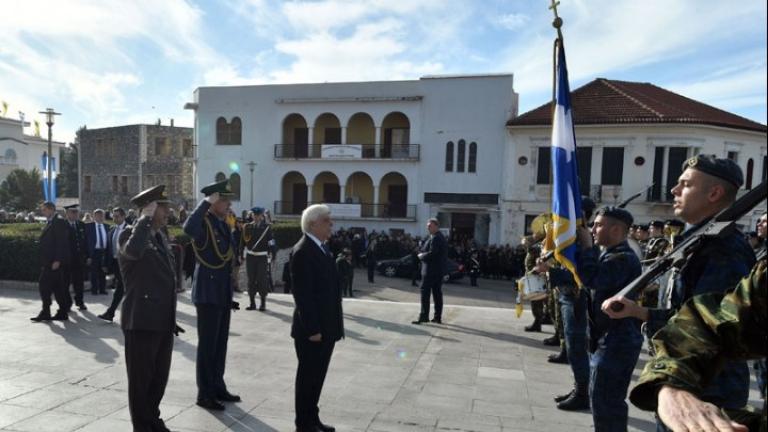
[30,311,52,322]
[524,322,541,332]
[547,350,569,364]
[97,313,114,322]
[51,311,69,321]
[557,389,590,411]
[411,317,428,325]
[430,317,442,324]
[554,388,575,403]
[295,427,321,432]
[542,335,560,346]
[245,305,257,311]
[216,391,241,402]
[77,304,88,311]
[317,421,336,432]
[197,398,225,410]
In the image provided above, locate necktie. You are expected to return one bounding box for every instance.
[322,243,332,257]
[96,224,102,249]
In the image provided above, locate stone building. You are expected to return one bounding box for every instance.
[78,124,194,211]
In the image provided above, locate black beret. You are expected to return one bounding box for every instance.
[596,206,634,227]
[649,220,665,229]
[665,219,685,228]
[682,154,743,188]
[200,179,235,197]
[637,224,649,231]
[130,185,172,208]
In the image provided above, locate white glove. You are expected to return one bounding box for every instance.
[205,192,220,204]
[141,202,158,218]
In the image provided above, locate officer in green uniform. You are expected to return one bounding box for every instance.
[243,206,274,311]
[629,258,766,432]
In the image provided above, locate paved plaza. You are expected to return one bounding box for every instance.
[0,270,739,432]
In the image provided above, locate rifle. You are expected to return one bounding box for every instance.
[610,180,767,312]
[617,184,653,208]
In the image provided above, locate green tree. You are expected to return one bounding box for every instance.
[58,145,78,197]
[0,168,44,211]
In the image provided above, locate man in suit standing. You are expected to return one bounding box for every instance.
[86,209,109,295]
[119,185,182,432]
[63,204,89,312]
[98,207,128,322]
[183,180,241,411]
[412,218,447,325]
[31,201,71,322]
[291,204,344,432]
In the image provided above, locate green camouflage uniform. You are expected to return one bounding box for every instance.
[630,258,767,432]
[639,236,670,308]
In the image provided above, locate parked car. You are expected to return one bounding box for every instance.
[376,254,465,282]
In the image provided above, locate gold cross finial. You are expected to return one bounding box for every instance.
[549,0,560,19]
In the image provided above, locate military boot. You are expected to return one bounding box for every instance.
[542,335,560,346]
[246,295,257,311]
[524,320,541,332]
[553,387,575,403]
[557,383,590,411]
[547,348,569,364]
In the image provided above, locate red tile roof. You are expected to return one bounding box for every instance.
[507,78,767,133]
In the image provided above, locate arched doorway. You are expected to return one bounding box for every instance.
[345,172,374,216]
[281,171,308,215]
[313,172,341,203]
[282,114,308,158]
[379,172,408,218]
[347,112,375,158]
[381,112,410,158]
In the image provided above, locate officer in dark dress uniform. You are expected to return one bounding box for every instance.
[243,207,274,311]
[63,204,89,312]
[183,180,241,411]
[31,201,71,322]
[603,155,756,432]
[119,185,181,432]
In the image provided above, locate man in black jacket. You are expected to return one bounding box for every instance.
[119,185,180,432]
[291,204,344,432]
[412,218,447,325]
[32,202,71,322]
[63,204,88,312]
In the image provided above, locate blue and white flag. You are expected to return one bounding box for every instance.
[550,42,583,284]
[41,153,57,203]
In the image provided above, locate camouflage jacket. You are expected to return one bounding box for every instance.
[630,259,767,431]
[644,236,669,261]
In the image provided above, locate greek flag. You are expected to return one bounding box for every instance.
[550,42,583,284]
[41,153,57,203]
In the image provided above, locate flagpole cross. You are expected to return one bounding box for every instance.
[549,0,563,30]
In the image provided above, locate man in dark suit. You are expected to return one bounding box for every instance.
[291,204,344,432]
[98,207,129,322]
[183,180,241,411]
[63,204,89,312]
[31,201,71,322]
[86,209,109,295]
[119,185,181,432]
[412,218,447,325]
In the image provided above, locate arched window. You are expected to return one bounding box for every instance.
[216,117,228,145]
[229,173,241,201]
[746,158,754,189]
[468,142,477,173]
[457,139,466,173]
[445,141,454,172]
[215,172,226,182]
[4,148,17,163]
[230,117,242,145]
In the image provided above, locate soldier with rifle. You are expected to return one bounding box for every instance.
[243,207,274,311]
[602,155,760,432]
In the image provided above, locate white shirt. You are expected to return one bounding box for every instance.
[95,223,107,249]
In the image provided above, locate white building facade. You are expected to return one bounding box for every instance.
[188,75,518,245]
[0,116,65,187]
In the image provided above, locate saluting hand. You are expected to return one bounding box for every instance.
[141,202,158,218]
[205,192,220,204]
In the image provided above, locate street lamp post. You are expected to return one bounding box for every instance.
[38,108,61,201]
[247,161,257,208]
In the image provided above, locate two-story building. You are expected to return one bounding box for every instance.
[0,115,66,188]
[502,78,767,244]
[186,74,518,245]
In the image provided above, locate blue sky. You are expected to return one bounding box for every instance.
[1,0,766,143]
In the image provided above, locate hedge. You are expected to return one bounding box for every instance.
[0,221,302,282]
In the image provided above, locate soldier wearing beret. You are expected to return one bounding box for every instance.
[118,185,181,432]
[629,257,766,432]
[603,154,756,432]
[243,206,274,311]
[183,180,241,411]
[639,220,670,309]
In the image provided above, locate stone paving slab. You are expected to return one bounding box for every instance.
[1,281,754,432]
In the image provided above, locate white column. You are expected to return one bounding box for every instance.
[374,126,381,158]
[373,184,380,217]
[341,127,347,145]
[339,185,346,202]
[661,147,670,191]
[306,183,313,203]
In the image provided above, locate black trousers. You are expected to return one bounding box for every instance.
[105,262,124,316]
[419,276,443,320]
[38,266,67,312]
[124,329,173,432]
[195,304,231,400]
[63,262,86,309]
[367,259,376,282]
[294,338,335,428]
[90,249,107,294]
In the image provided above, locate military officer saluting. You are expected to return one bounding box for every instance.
[118,185,181,432]
[183,179,241,411]
[243,206,274,311]
[63,204,89,311]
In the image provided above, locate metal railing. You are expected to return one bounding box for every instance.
[273,144,420,160]
[647,184,674,203]
[274,201,417,220]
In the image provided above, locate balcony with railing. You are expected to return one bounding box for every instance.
[274,201,417,220]
[274,144,420,161]
[646,184,674,203]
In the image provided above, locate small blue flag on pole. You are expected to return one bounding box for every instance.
[550,41,583,285]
